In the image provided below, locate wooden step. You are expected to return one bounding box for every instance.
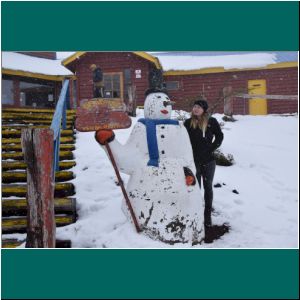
[2,215,76,234]
[2,183,75,197]
[2,150,74,161]
[2,125,76,141]
[2,171,75,183]
[2,107,76,115]
[2,123,74,130]
[2,144,75,152]
[1,238,72,248]
[2,136,75,145]
[2,198,76,216]
[2,112,75,121]
[2,119,74,126]
[2,161,76,171]
[1,239,23,248]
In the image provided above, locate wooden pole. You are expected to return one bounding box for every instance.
[21,128,56,248]
[105,142,141,233]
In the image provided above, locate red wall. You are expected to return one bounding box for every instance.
[74,52,155,107]
[164,67,298,114]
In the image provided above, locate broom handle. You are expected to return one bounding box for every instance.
[105,142,142,233]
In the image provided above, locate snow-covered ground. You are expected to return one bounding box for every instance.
[54,110,298,248]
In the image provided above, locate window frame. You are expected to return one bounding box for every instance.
[103,72,124,101]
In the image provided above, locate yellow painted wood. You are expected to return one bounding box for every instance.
[2,136,75,145]
[2,215,76,233]
[2,107,76,114]
[2,170,75,183]
[2,119,74,126]
[2,161,76,171]
[2,197,75,212]
[248,79,267,115]
[2,150,73,160]
[1,239,23,248]
[2,182,75,197]
[163,61,298,76]
[2,112,75,121]
[2,128,74,137]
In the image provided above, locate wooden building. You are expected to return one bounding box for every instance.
[2,51,298,115]
[2,52,74,109]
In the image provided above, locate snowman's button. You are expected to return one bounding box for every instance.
[161,135,165,138]
[161,150,165,154]
[161,126,165,129]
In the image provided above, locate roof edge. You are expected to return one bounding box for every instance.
[61,51,162,69]
[163,61,298,76]
[2,68,76,81]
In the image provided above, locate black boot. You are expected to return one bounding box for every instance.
[204,223,230,243]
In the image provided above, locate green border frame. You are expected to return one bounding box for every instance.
[1,1,299,299]
[1,1,299,50]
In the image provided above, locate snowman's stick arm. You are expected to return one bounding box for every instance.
[105,142,142,233]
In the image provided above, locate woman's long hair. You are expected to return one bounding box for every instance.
[190,111,210,136]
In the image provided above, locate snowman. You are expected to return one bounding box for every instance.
[95,88,205,245]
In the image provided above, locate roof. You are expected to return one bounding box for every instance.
[153,52,298,72]
[2,52,73,81]
[61,51,162,69]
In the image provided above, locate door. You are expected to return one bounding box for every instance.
[248,79,267,115]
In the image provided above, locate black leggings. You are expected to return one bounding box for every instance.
[196,160,216,227]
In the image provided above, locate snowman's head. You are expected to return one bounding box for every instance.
[144,91,174,120]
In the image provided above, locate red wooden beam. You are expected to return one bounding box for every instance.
[21,128,56,248]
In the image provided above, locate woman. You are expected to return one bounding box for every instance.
[184,99,224,229]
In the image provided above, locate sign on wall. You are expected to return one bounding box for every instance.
[135,69,141,78]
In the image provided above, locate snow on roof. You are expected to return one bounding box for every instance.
[152,52,280,71]
[2,52,73,76]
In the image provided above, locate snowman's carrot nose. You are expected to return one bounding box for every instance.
[163,100,176,107]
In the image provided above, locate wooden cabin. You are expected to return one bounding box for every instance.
[2,51,298,115]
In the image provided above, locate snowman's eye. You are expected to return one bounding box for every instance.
[157,95,161,98]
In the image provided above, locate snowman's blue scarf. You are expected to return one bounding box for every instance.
[138,118,179,167]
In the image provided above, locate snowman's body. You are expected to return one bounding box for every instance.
[103,92,204,244]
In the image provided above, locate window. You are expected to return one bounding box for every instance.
[2,78,14,105]
[166,81,179,91]
[103,73,123,99]
[19,79,55,108]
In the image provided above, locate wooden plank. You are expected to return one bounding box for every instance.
[21,128,56,248]
[2,198,76,216]
[2,136,75,144]
[75,99,132,132]
[2,171,75,183]
[236,94,298,100]
[2,112,75,121]
[2,107,76,114]
[2,122,74,131]
[2,119,74,126]
[1,239,72,248]
[2,151,74,161]
[2,144,75,152]
[2,215,76,234]
[2,183,75,197]
[2,161,76,171]
[2,129,76,141]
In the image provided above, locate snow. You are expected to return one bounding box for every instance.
[2,52,73,76]
[52,110,299,248]
[154,53,278,71]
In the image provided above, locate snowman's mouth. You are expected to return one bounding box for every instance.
[160,110,169,114]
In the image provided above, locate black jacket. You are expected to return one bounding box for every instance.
[93,68,103,82]
[184,117,224,165]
